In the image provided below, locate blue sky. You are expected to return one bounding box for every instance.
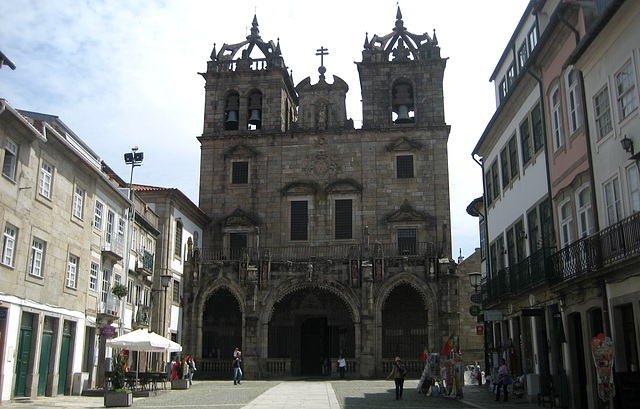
[1,0,529,260]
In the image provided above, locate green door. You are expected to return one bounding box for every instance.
[57,332,71,395]
[38,332,53,395]
[14,328,32,397]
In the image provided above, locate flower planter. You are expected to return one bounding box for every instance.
[104,390,133,407]
[171,378,190,390]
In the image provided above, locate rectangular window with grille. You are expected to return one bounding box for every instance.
[335,199,352,240]
[173,279,180,304]
[232,161,249,184]
[174,221,183,257]
[290,200,308,241]
[398,229,416,255]
[396,155,414,179]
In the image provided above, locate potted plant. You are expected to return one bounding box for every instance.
[171,356,190,389]
[105,349,133,407]
[111,283,128,299]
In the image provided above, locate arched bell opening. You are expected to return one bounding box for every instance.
[268,287,354,376]
[247,90,263,130]
[224,92,240,131]
[391,81,415,124]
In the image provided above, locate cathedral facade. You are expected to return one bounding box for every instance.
[181,9,461,379]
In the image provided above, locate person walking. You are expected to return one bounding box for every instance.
[170,356,179,381]
[495,357,509,402]
[187,356,196,385]
[386,357,407,400]
[233,350,243,385]
[337,355,347,379]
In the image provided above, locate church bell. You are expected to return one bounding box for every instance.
[226,110,238,124]
[248,109,262,125]
[395,105,412,124]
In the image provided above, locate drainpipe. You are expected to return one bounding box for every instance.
[524,64,554,246]
[472,153,492,379]
[472,154,492,279]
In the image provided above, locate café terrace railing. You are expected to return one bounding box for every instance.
[482,212,640,305]
[195,242,439,263]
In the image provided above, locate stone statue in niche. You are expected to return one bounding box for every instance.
[316,103,327,130]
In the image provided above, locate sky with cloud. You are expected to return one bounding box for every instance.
[2,0,529,260]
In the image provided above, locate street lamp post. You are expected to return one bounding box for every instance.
[121,147,143,336]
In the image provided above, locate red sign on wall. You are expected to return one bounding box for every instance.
[476,325,484,336]
[101,325,117,339]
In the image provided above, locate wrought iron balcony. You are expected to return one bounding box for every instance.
[134,304,150,327]
[101,235,124,261]
[97,293,121,320]
[550,212,640,284]
[482,247,554,305]
[136,250,154,274]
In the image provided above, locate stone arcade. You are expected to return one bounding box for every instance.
[181,8,461,379]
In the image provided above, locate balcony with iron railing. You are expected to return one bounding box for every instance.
[482,247,554,306]
[136,250,154,275]
[134,304,150,328]
[196,241,439,263]
[97,293,121,320]
[549,211,640,284]
[101,234,125,262]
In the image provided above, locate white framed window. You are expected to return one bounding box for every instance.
[146,238,153,254]
[135,284,142,305]
[118,217,125,243]
[29,238,45,278]
[131,227,137,251]
[517,42,528,70]
[89,261,99,291]
[627,164,640,213]
[106,210,115,244]
[528,24,538,52]
[114,273,122,285]
[604,176,623,225]
[101,269,111,302]
[143,288,150,307]
[551,87,564,151]
[94,201,104,230]
[594,85,613,140]
[2,224,17,266]
[2,138,18,180]
[39,161,53,199]
[559,200,574,248]
[616,61,638,119]
[66,254,78,289]
[576,187,594,238]
[566,69,582,134]
[73,186,85,219]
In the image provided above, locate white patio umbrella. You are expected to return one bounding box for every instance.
[106,329,182,387]
[107,329,182,352]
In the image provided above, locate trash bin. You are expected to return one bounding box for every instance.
[72,372,89,395]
